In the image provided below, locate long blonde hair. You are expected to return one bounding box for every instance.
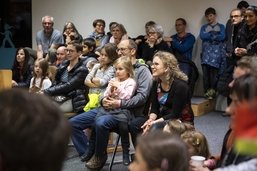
[153,51,188,84]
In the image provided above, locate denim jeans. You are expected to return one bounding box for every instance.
[89,115,148,156]
[94,115,120,156]
[69,108,98,156]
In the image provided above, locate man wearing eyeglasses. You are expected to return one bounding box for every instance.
[84,39,152,169]
[217,8,244,113]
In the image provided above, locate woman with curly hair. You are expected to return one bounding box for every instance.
[142,51,194,134]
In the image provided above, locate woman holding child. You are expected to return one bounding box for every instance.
[142,51,194,134]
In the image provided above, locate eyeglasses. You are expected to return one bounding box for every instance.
[66,49,75,53]
[148,31,157,35]
[96,23,104,27]
[230,15,241,18]
[116,48,131,52]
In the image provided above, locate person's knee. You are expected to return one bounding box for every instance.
[95,117,107,128]
[129,117,147,133]
[68,117,78,128]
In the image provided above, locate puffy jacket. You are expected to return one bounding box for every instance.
[44,59,88,113]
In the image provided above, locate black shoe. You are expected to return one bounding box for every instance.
[123,152,130,166]
[221,113,230,117]
[80,151,94,162]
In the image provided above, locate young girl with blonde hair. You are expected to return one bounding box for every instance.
[95,56,136,165]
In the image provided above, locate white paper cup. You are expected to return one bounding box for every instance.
[190,156,206,167]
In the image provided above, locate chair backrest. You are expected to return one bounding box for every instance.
[173,50,199,97]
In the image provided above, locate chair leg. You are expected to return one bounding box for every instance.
[108,134,121,171]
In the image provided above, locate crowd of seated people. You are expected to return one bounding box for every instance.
[8,1,257,170]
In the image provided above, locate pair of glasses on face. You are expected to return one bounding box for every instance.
[96,23,104,27]
[230,15,241,19]
[116,48,132,53]
[66,49,75,53]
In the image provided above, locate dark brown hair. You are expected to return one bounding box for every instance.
[102,43,118,64]
[32,58,49,89]
[0,89,70,171]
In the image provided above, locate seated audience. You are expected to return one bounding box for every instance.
[181,130,211,159]
[36,15,64,64]
[0,89,70,171]
[163,119,195,135]
[106,21,118,40]
[133,21,156,45]
[83,40,152,170]
[55,45,67,66]
[228,56,252,88]
[80,38,98,70]
[129,131,190,171]
[109,23,129,45]
[190,74,257,171]
[43,43,88,113]
[142,51,194,134]
[133,20,156,58]
[12,47,33,88]
[87,19,109,50]
[139,24,172,66]
[29,58,51,93]
[62,21,83,45]
[93,56,136,166]
[83,43,117,112]
[68,43,117,162]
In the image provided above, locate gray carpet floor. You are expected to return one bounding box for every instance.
[62,111,230,171]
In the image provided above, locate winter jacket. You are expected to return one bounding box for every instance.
[44,59,88,113]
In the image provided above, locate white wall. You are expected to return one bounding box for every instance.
[32,0,256,95]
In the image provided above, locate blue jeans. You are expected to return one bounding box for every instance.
[69,108,98,156]
[93,115,120,156]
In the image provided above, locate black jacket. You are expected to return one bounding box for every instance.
[44,59,88,113]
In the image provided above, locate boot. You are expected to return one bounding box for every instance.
[119,122,130,166]
[81,128,96,162]
[85,154,107,170]
[122,149,130,166]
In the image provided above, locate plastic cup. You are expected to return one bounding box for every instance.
[190,156,206,167]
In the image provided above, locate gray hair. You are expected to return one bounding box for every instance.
[42,15,54,23]
[147,24,164,38]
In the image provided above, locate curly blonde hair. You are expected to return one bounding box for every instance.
[153,51,188,84]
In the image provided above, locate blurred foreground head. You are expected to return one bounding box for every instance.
[0,89,70,171]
